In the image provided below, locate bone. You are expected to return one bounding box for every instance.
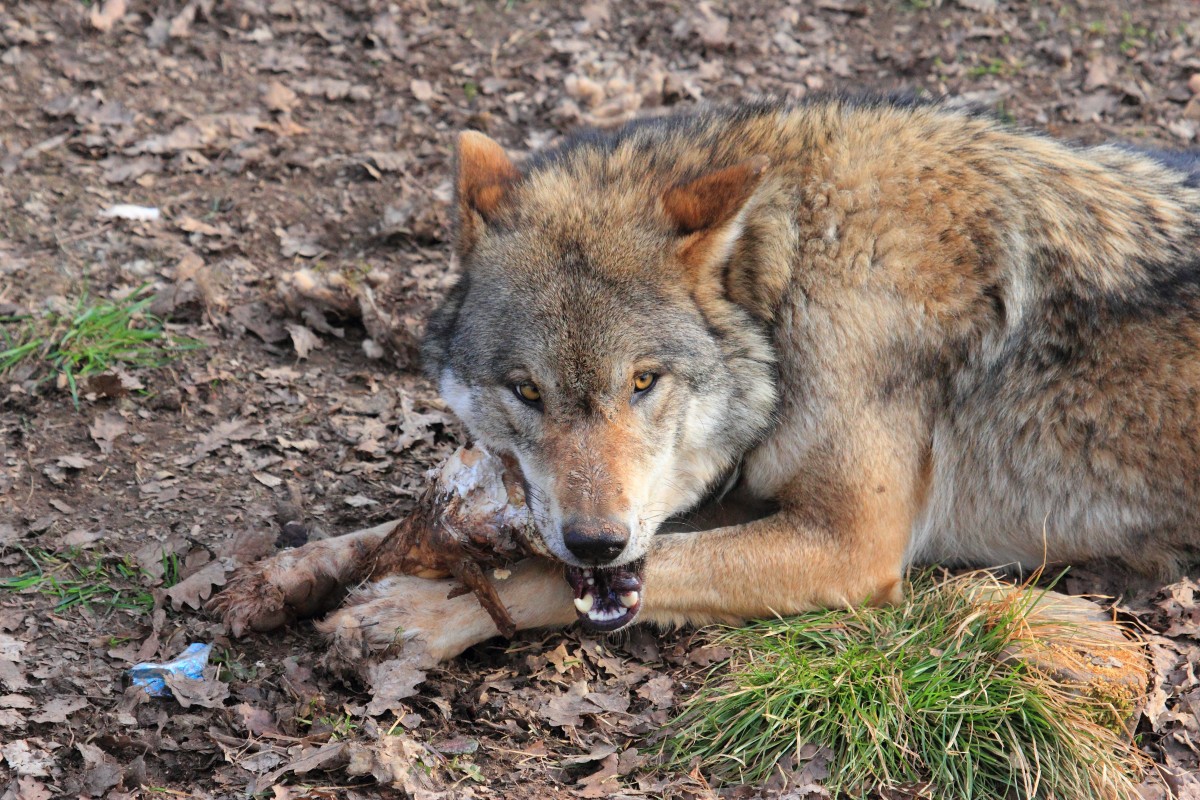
[215,445,548,638]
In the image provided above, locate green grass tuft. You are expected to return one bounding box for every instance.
[0,286,200,407]
[0,548,168,614]
[664,572,1142,799]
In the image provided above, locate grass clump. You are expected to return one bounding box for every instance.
[0,286,199,407]
[665,572,1142,799]
[0,548,177,614]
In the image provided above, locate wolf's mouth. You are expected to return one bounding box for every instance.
[564,559,644,632]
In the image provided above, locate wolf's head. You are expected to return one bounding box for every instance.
[423,127,779,630]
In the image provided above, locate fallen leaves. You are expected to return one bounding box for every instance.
[131,113,266,157]
[293,78,372,102]
[0,634,30,692]
[88,0,127,33]
[29,696,87,724]
[409,79,434,102]
[365,654,429,717]
[346,734,438,791]
[1,739,58,778]
[163,558,232,611]
[177,417,264,466]
[250,741,348,793]
[285,322,323,359]
[1158,577,1200,638]
[541,680,630,728]
[275,225,323,259]
[162,672,230,709]
[262,80,299,114]
[76,742,124,796]
[88,412,128,455]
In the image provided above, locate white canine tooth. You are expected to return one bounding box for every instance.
[586,577,595,586]
[574,594,594,613]
[619,591,639,608]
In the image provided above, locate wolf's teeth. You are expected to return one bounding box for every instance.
[586,577,595,586]
[619,591,639,608]
[574,594,594,613]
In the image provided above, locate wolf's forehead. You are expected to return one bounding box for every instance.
[516,161,660,227]
[474,260,700,363]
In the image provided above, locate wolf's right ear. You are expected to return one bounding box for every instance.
[455,131,519,257]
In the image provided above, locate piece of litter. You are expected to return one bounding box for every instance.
[100,204,161,222]
[129,642,212,697]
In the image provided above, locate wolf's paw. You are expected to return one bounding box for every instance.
[316,575,495,668]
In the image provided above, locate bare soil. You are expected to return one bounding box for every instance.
[1,1,1198,798]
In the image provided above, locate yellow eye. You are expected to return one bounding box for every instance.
[515,381,541,403]
[633,372,656,393]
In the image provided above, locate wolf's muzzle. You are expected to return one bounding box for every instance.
[562,516,629,564]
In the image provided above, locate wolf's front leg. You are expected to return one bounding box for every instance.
[639,508,909,630]
[214,521,396,636]
[317,557,576,664]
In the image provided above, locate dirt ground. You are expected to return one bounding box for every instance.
[1,0,1199,797]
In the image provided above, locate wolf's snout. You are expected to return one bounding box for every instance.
[562,517,629,564]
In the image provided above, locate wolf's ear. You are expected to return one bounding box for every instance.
[455,131,519,256]
[662,156,770,274]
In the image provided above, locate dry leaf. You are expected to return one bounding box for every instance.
[9,777,52,800]
[77,742,123,796]
[1085,56,1119,92]
[574,752,622,798]
[162,673,230,709]
[1,739,57,778]
[275,225,322,258]
[365,654,428,717]
[30,696,88,724]
[89,0,127,32]
[55,454,92,470]
[410,80,434,102]
[89,413,128,455]
[542,680,592,728]
[285,323,323,359]
[235,703,280,736]
[346,735,436,792]
[253,472,283,488]
[277,436,320,452]
[163,559,231,610]
[254,742,348,790]
[263,81,298,113]
[636,675,675,709]
[0,695,35,710]
[179,418,263,465]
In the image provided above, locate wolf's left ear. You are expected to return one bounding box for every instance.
[455,131,519,257]
[662,156,770,276]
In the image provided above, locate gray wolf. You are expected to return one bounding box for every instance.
[222,96,1200,663]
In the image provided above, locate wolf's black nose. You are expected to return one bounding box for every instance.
[563,518,628,564]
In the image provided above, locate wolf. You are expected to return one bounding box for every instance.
[225,97,1200,663]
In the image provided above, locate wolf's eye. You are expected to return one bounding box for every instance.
[514,381,542,404]
[632,372,657,394]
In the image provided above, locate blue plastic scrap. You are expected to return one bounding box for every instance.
[129,642,213,697]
